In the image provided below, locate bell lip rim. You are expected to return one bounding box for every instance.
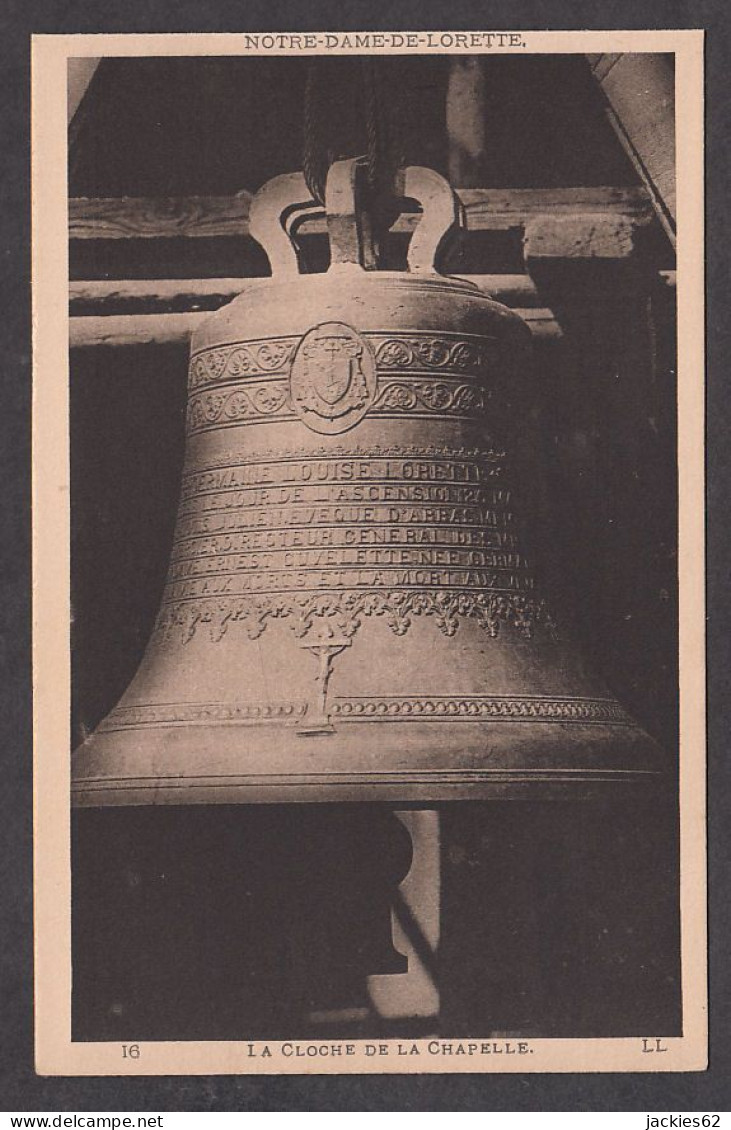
[70,768,669,809]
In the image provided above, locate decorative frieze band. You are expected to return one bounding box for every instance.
[99,700,308,732]
[181,442,507,474]
[185,330,496,434]
[186,376,487,433]
[189,338,296,390]
[153,588,553,647]
[333,696,632,724]
[99,694,631,732]
[189,332,494,391]
[373,335,492,372]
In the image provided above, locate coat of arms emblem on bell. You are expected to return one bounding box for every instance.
[290,322,377,431]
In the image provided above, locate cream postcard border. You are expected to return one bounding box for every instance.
[32,29,707,1076]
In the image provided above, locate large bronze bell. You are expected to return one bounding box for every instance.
[72,159,663,806]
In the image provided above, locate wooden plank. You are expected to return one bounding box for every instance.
[520,309,563,340]
[585,53,622,83]
[70,312,207,349]
[69,193,254,241]
[69,273,543,312]
[524,215,639,260]
[587,53,675,243]
[70,277,254,308]
[455,185,653,222]
[69,186,654,242]
[69,304,561,349]
[68,58,101,125]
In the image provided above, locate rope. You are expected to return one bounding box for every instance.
[362,58,380,193]
[302,58,403,210]
[362,58,403,200]
[303,61,331,205]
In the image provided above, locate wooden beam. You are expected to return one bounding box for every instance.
[69,186,654,245]
[70,312,207,349]
[69,277,256,309]
[69,273,543,312]
[587,53,676,244]
[524,215,639,261]
[69,304,562,350]
[68,58,101,126]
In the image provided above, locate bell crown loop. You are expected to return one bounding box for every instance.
[247,158,464,278]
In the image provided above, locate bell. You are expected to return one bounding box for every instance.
[73,159,663,807]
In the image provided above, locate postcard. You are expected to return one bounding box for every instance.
[32,28,706,1075]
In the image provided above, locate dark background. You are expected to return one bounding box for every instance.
[4,0,730,1112]
[68,54,637,197]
